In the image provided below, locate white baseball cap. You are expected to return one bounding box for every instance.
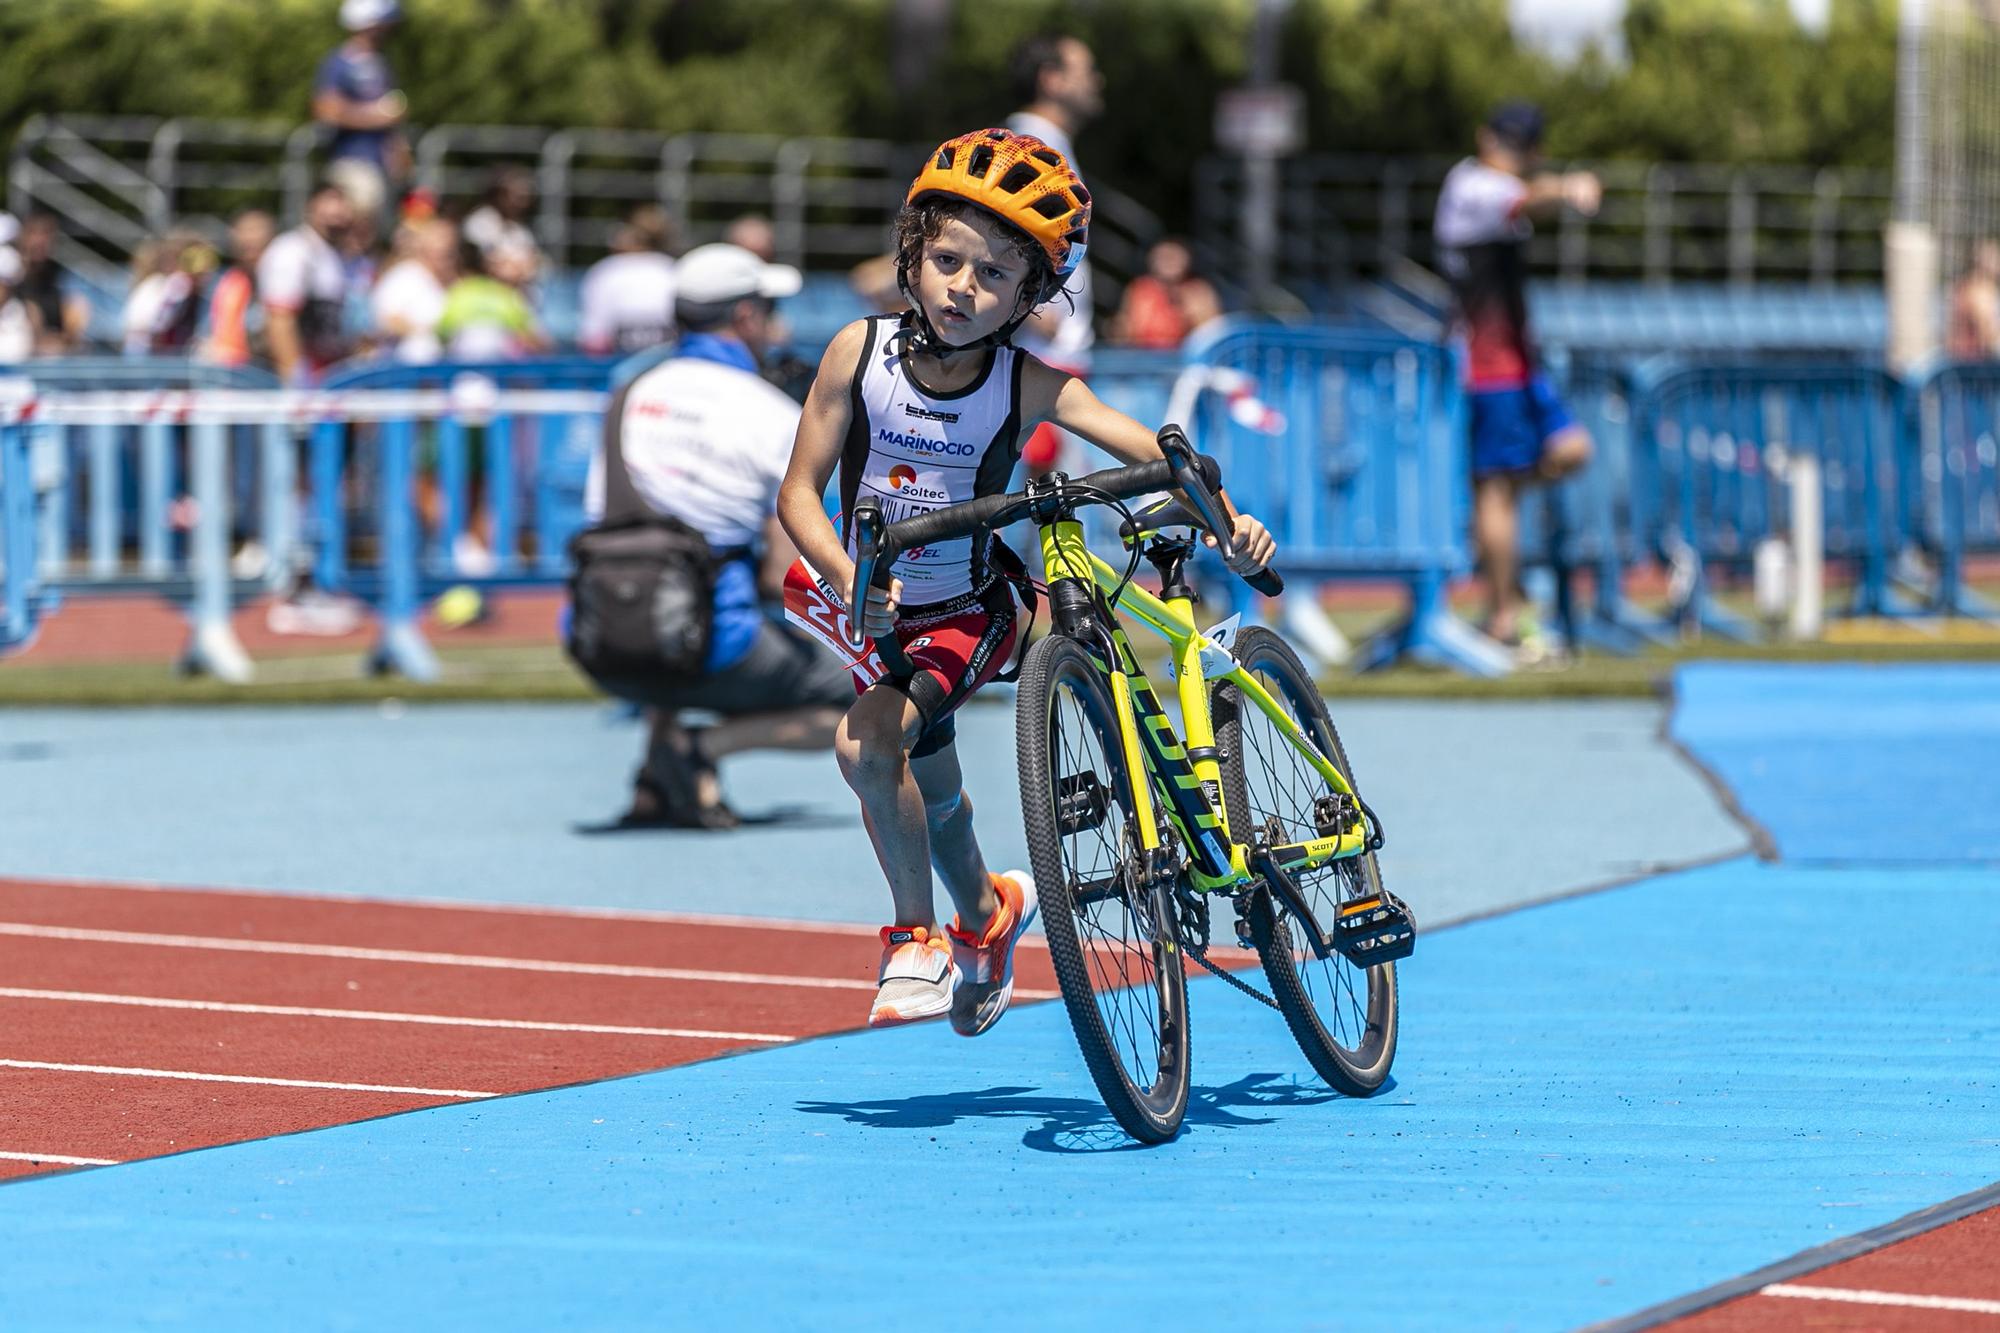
[339,0,401,31]
[674,243,802,306]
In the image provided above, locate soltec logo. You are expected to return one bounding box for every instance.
[888,464,917,490]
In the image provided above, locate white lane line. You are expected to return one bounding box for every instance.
[0,1058,494,1100]
[0,922,874,990]
[0,921,1060,1000]
[0,987,789,1044]
[1763,1284,2000,1315]
[0,1149,119,1167]
[0,871,1051,945]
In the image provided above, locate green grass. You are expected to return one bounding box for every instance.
[6,626,2000,707]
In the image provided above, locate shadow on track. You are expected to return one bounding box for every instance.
[798,1072,1375,1152]
[571,806,854,835]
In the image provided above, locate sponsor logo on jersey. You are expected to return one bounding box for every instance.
[902,403,961,424]
[875,427,977,456]
[887,464,917,490]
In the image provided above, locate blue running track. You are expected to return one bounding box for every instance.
[1,666,1995,1330]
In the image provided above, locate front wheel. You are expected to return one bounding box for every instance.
[1016,633,1190,1144]
[1212,626,1398,1096]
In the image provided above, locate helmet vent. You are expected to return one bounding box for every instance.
[1031,148,1062,167]
[1029,193,1071,220]
[966,144,995,178]
[1072,183,1091,206]
[935,147,955,170]
[996,162,1040,194]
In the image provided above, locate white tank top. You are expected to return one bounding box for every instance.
[841,314,1026,606]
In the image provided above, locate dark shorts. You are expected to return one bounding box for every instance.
[1469,374,1577,479]
[598,619,854,716]
[874,581,1020,759]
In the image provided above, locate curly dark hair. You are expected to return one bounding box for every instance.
[893,196,1060,311]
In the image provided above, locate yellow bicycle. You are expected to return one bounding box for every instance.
[849,427,1413,1143]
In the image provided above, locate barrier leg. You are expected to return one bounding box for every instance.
[139,420,171,578]
[35,423,66,578]
[1353,570,1514,678]
[486,414,516,575]
[260,422,296,592]
[311,420,347,594]
[88,421,118,577]
[368,415,440,682]
[180,419,254,683]
[3,423,33,650]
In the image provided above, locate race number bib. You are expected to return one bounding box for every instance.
[782,557,886,686]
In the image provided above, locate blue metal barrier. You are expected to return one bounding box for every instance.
[312,355,618,678]
[1183,321,1504,675]
[0,358,287,677]
[1641,365,1907,631]
[1522,357,1677,653]
[1915,363,2000,618]
[1,410,41,653]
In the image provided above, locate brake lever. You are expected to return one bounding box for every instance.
[847,499,884,650]
[1157,424,1285,597]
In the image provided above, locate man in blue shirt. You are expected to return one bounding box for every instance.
[313,0,409,222]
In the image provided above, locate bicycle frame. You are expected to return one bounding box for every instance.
[1037,516,1372,895]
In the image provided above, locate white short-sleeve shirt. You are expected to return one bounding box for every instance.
[585,354,801,551]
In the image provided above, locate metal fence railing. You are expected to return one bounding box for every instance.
[7,115,1162,306]
[7,340,2000,679]
[1193,153,1894,295]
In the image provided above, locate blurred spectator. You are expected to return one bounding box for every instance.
[0,246,33,363]
[578,204,676,355]
[437,237,547,360]
[1434,101,1597,663]
[847,253,906,315]
[147,231,220,354]
[1008,32,1102,473]
[313,0,409,222]
[16,211,90,355]
[203,210,276,368]
[371,216,456,362]
[121,239,168,356]
[1946,239,2000,361]
[260,182,356,384]
[724,213,778,264]
[462,165,540,266]
[1110,237,1222,348]
[579,242,841,829]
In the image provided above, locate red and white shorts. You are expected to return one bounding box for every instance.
[782,558,1019,757]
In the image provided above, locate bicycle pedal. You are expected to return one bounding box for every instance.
[1332,890,1416,966]
[1056,772,1110,835]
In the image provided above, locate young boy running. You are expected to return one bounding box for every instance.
[777,129,1274,1034]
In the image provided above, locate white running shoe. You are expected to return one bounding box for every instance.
[945,870,1038,1037]
[869,925,959,1028]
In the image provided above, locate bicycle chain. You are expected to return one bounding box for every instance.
[1181,935,1281,1010]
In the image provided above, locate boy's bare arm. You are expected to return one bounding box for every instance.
[777,320,906,630]
[777,320,865,586]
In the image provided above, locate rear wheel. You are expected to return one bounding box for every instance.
[1212,627,1398,1096]
[1017,633,1190,1144]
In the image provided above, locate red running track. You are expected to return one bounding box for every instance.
[1655,1206,2000,1330]
[0,875,1088,1181]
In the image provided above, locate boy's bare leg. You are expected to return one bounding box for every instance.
[1473,474,1522,641]
[1537,424,1593,482]
[835,686,938,928]
[912,741,1001,936]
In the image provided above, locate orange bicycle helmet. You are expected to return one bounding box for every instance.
[906,128,1091,290]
